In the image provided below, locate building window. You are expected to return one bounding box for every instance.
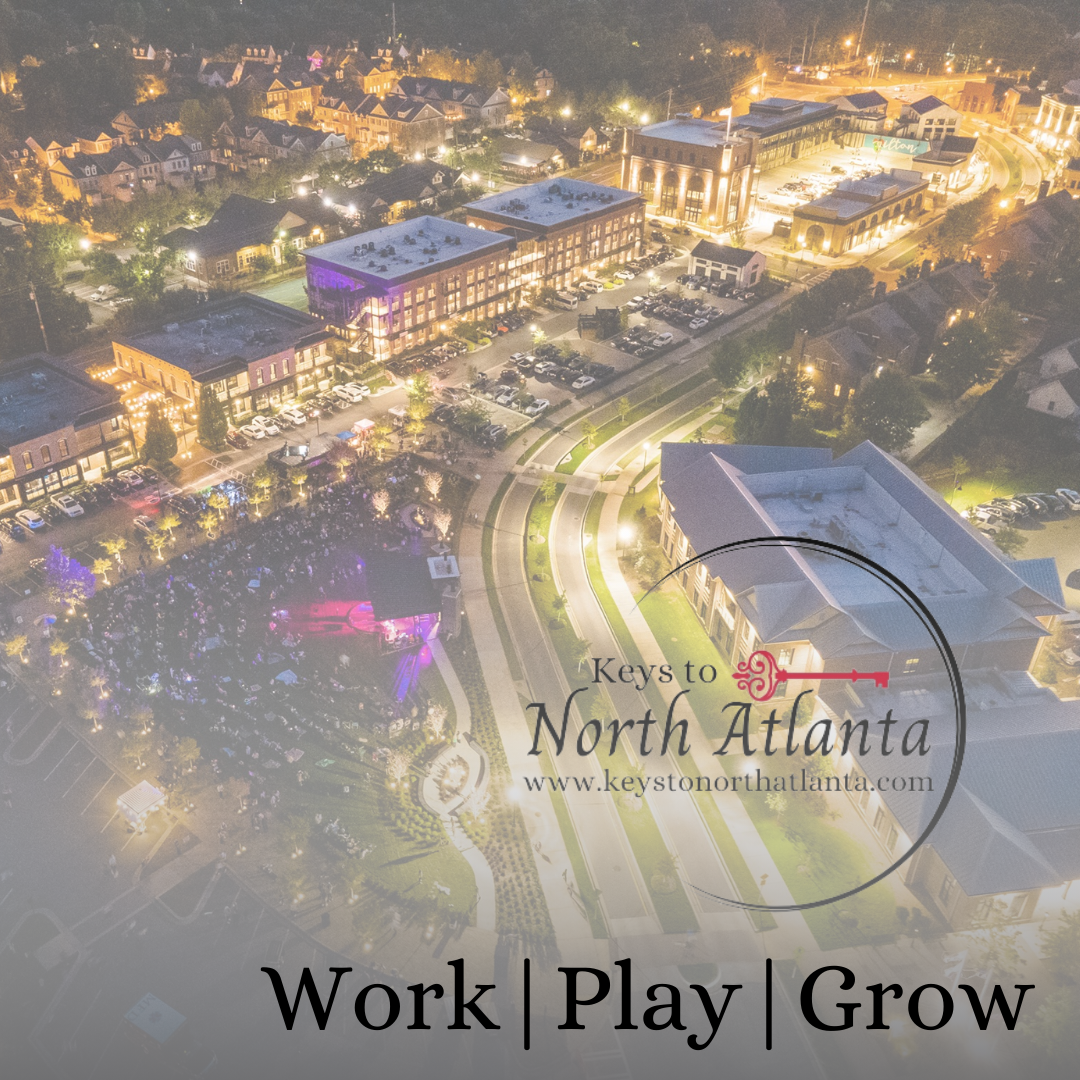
[659,171,679,217]
[903,656,920,675]
[40,445,51,465]
[256,369,264,386]
[886,825,898,852]
[57,439,68,458]
[872,808,885,832]
[938,875,955,905]
[22,451,33,471]
[270,363,277,381]
[833,383,842,397]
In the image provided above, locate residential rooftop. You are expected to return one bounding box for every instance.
[303,215,511,284]
[0,359,122,449]
[466,178,639,230]
[113,294,329,376]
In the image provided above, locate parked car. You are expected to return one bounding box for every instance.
[1056,488,1080,510]
[278,406,307,427]
[578,279,605,293]
[50,494,84,518]
[652,332,674,347]
[132,515,158,536]
[495,389,517,407]
[239,424,267,440]
[225,429,250,450]
[1062,647,1080,666]
[525,399,550,417]
[688,318,708,331]
[118,469,145,487]
[249,416,281,436]
[1033,492,1066,514]
[572,375,596,391]
[1014,494,1048,515]
[15,508,46,530]
[0,517,26,541]
[333,384,365,404]
[314,395,337,414]
[344,382,370,397]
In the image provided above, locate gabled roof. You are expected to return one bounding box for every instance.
[689,240,760,267]
[907,94,951,115]
[832,90,889,111]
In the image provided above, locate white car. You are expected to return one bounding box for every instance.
[333,384,365,404]
[346,382,370,397]
[652,332,674,346]
[688,318,708,331]
[495,389,517,407]
[578,279,605,293]
[1056,488,1080,510]
[572,375,596,391]
[614,269,635,281]
[118,469,144,487]
[50,494,84,518]
[239,424,267,440]
[278,407,307,427]
[524,398,550,417]
[15,508,45,530]
[249,416,281,436]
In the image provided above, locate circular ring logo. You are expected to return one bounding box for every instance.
[641,536,967,913]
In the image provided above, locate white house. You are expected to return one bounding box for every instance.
[688,240,766,289]
[899,95,961,142]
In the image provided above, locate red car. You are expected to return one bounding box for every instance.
[226,429,250,450]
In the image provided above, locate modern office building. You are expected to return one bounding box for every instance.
[620,116,757,228]
[304,216,516,360]
[0,359,134,510]
[465,178,644,294]
[112,294,334,420]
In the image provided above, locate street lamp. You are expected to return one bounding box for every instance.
[641,440,650,470]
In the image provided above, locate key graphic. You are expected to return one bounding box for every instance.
[734,649,890,702]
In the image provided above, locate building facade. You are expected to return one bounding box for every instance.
[790,168,928,256]
[687,241,766,289]
[465,179,644,295]
[112,295,334,421]
[305,216,517,361]
[620,117,757,228]
[731,97,838,171]
[0,360,135,510]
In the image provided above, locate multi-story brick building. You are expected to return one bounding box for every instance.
[112,295,335,421]
[305,216,516,361]
[0,359,134,510]
[465,178,644,294]
[620,116,757,229]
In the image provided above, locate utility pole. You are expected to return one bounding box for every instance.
[666,87,673,120]
[391,3,396,44]
[29,282,49,353]
[856,0,871,58]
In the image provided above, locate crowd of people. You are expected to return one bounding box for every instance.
[80,459,450,804]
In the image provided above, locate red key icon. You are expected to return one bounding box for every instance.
[734,650,890,702]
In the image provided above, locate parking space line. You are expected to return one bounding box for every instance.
[0,888,12,909]
[41,738,79,781]
[62,757,101,798]
[119,824,143,850]
[99,809,119,833]
[82,773,116,815]
[275,928,290,965]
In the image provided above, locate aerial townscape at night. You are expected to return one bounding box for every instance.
[1,1,1080,1078]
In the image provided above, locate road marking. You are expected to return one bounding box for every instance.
[62,757,100,798]
[0,888,13,909]
[42,738,79,781]
[99,809,119,834]
[83,773,116,815]
[275,928,290,964]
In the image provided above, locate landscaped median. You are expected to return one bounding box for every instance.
[587,493,903,950]
[526,483,699,934]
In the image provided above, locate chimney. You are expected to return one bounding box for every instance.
[792,328,810,366]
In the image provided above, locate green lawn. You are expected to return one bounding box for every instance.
[629,569,902,949]
[581,494,774,931]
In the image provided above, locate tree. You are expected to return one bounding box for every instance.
[385,749,411,784]
[423,470,443,501]
[709,338,749,390]
[158,511,181,539]
[1040,909,1080,986]
[993,526,1027,559]
[371,489,390,517]
[433,507,452,538]
[91,557,112,586]
[538,476,559,504]
[176,736,201,774]
[100,536,127,568]
[406,373,435,418]
[122,729,151,772]
[455,401,491,436]
[326,439,353,480]
[423,704,448,741]
[846,370,929,454]
[3,634,28,660]
[930,190,997,259]
[197,383,229,451]
[142,397,178,465]
[571,638,592,673]
[197,510,218,538]
[733,370,809,446]
[145,532,168,560]
[208,490,230,521]
[616,396,632,424]
[44,546,96,608]
[580,419,598,449]
[369,419,392,460]
[931,319,999,398]
[251,462,276,505]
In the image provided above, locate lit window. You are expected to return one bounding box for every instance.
[40,445,52,464]
[57,439,68,458]
[833,383,842,397]
[22,451,33,470]
[903,657,920,674]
